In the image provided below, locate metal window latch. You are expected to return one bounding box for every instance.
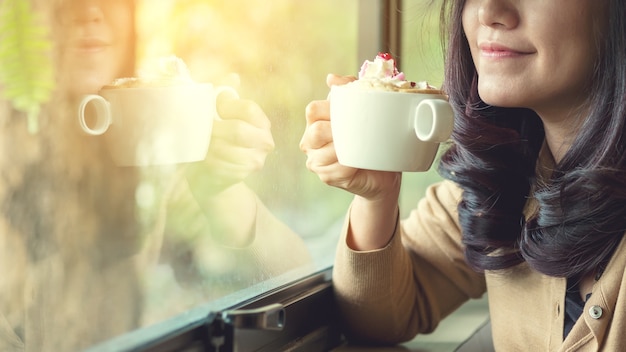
[222,303,286,331]
[207,303,285,352]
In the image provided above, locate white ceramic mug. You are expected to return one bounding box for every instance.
[330,85,454,172]
[78,83,237,166]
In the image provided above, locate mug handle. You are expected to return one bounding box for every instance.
[78,95,112,135]
[414,99,454,143]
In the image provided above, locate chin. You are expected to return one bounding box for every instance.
[477,89,521,109]
[64,64,118,96]
[68,82,101,97]
[67,71,112,96]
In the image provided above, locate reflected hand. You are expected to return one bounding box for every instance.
[180,86,274,247]
[186,88,275,194]
[299,74,401,202]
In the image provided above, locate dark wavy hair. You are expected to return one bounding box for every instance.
[438,0,626,278]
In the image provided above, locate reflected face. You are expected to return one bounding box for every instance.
[58,0,134,96]
[461,0,607,118]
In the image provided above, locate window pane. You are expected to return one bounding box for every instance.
[0,0,357,350]
[399,0,445,217]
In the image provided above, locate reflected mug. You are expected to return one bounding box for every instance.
[330,85,454,172]
[78,83,237,166]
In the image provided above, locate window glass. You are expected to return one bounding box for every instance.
[0,0,357,350]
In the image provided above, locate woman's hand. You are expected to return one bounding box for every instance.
[300,74,402,250]
[299,74,401,202]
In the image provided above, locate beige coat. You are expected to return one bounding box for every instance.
[333,180,626,351]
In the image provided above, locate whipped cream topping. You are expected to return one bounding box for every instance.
[108,55,195,88]
[358,52,405,80]
[350,52,437,92]
[141,55,194,84]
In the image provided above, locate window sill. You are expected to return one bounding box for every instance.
[333,296,492,352]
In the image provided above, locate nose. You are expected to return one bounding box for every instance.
[69,0,105,24]
[477,0,519,29]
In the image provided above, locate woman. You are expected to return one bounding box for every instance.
[300,0,626,350]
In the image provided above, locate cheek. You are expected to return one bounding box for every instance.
[540,34,598,90]
[461,4,480,69]
[112,16,133,47]
[460,5,474,41]
[110,19,135,75]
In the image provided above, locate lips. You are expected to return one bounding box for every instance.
[478,42,534,58]
[73,37,110,53]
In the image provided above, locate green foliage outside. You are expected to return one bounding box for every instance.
[0,0,54,133]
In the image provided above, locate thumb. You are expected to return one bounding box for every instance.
[326,73,357,88]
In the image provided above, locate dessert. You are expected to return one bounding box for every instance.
[349,52,441,94]
[104,55,195,89]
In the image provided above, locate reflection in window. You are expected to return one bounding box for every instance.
[0,0,357,350]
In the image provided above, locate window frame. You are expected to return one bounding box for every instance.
[85,268,340,352]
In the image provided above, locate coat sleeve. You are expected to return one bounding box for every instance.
[332,180,486,344]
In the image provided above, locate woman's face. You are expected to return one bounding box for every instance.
[58,0,134,96]
[462,0,607,120]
